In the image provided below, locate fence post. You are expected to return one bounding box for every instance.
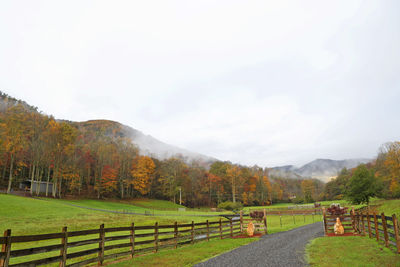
[391,214,400,254]
[230,218,233,238]
[351,207,355,232]
[263,209,267,234]
[373,212,379,241]
[174,222,178,249]
[322,208,327,235]
[292,210,295,224]
[312,213,314,223]
[367,212,372,238]
[98,224,105,266]
[354,211,359,233]
[60,226,68,267]
[191,221,194,244]
[240,210,243,233]
[280,216,282,228]
[361,212,366,236]
[0,229,11,267]
[350,206,356,232]
[154,222,159,252]
[219,218,222,239]
[206,220,210,241]
[381,213,389,248]
[130,222,135,258]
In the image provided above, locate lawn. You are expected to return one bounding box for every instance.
[107,237,258,267]
[306,236,400,267]
[244,199,363,212]
[370,198,400,216]
[0,194,229,266]
[0,194,228,235]
[45,197,231,217]
[0,194,323,266]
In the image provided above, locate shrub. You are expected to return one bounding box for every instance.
[326,203,348,216]
[249,210,264,221]
[217,201,243,212]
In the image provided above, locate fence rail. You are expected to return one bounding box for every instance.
[353,211,400,253]
[323,206,400,254]
[0,218,242,267]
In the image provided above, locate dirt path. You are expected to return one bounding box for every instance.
[195,222,323,267]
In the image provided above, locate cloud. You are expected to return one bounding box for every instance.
[0,0,399,167]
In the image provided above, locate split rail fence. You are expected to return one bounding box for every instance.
[0,218,243,267]
[240,210,268,235]
[322,206,400,254]
[353,209,400,254]
[322,207,354,235]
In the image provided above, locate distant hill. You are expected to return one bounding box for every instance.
[270,158,371,182]
[0,90,217,166]
[75,120,217,165]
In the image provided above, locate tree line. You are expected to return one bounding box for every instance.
[0,92,324,207]
[323,141,400,204]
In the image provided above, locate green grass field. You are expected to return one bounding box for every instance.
[306,236,400,267]
[0,194,211,235]
[370,198,400,216]
[0,194,323,266]
[108,236,258,267]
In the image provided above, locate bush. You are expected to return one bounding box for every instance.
[217,201,243,212]
[327,203,348,216]
[249,210,264,221]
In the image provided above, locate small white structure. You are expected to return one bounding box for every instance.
[19,180,56,194]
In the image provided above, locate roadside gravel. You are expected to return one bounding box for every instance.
[195,222,324,267]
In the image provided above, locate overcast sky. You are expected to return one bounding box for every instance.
[1,1,399,167]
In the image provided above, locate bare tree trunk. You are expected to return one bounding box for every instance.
[58,176,62,199]
[30,163,36,195]
[232,176,236,203]
[36,167,41,196]
[52,164,58,198]
[7,154,14,194]
[46,165,51,197]
[120,181,124,199]
[86,165,91,193]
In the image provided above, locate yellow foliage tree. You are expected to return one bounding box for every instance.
[131,156,155,195]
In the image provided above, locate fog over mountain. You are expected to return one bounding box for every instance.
[269,158,372,182]
[2,91,371,175]
[120,124,217,164]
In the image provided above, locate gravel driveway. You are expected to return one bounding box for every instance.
[195,222,323,267]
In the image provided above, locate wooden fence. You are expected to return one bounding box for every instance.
[240,210,267,234]
[353,210,400,254]
[322,206,400,254]
[322,207,354,235]
[0,218,242,267]
[250,208,322,215]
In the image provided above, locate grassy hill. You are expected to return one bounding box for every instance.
[0,194,219,235]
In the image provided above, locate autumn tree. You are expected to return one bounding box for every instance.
[158,158,187,203]
[100,164,119,196]
[301,179,315,203]
[226,165,241,203]
[383,142,400,197]
[3,105,28,193]
[131,156,155,195]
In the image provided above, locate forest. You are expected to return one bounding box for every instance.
[0,92,398,207]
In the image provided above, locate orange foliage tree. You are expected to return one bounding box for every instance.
[131,156,155,195]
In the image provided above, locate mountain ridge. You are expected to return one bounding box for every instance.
[269,158,372,182]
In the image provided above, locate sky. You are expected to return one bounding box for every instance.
[1,0,399,167]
